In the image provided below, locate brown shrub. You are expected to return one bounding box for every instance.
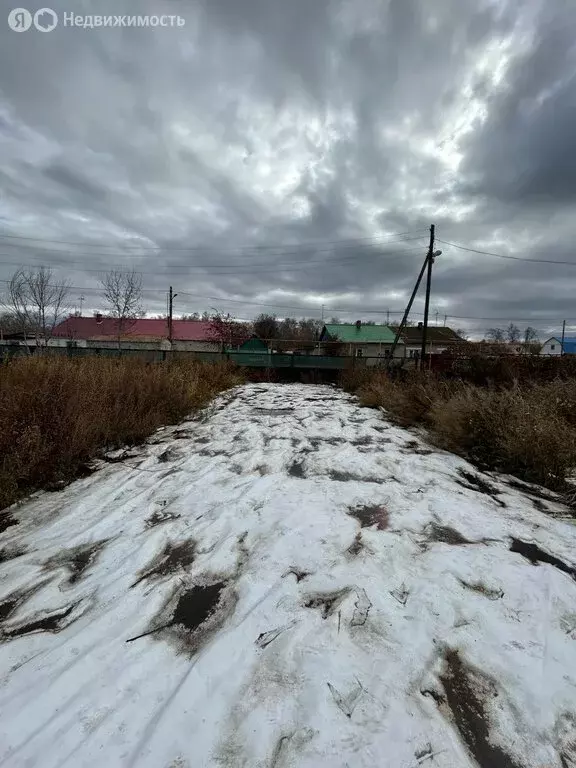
[342,370,576,495]
[0,357,242,510]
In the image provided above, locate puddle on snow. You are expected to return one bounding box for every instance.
[510,538,575,580]
[127,580,236,657]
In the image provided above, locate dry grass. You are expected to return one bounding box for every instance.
[0,357,243,510]
[342,370,576,497]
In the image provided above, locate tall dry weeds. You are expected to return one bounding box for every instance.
[0,357,243,510]
[343,370,576,497]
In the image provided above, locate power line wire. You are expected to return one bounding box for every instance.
[437,239,576,266]
[0,229,428,251]
[0,244,428,275]
[0,235,426,261]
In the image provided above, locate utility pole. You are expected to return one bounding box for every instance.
[78,295,84,316]
[444,314,447,327]
[420,225,436,370]
[386,308,390,324]
[561,319,566,355]
[388,250,430,363]
[168,286,174,344]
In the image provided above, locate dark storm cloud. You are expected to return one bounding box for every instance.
[0,0,574,334]
[459,1,576,207]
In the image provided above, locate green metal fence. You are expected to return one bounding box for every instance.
[0,345,382,370]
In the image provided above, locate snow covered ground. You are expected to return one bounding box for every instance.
[1,382,576,768]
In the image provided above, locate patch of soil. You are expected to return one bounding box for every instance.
[0,582,48,626]
[282,567,311,582]
[288,459,306,478]
[426,523,471,546]
[350,436,374,446]
[145,509,181,528]
[438,649,523,768]
[2,603,79,640]
[531,498,550,514]
[303,589,350,619]
[158,447,182,463]
[132,540,196,587]
[505,477,559,502]
[103,450,141,464]
[347,532,364,555]
[348,504,389,530]
[328,470,383,483]
[309,437,347,448]
[198,448,231,458]
[173,430,194,440]
[44,540,108,586]
[0,544,26,563]
[510,538,576,580]
[457,469,506,507]
[235,532,249,576]
[402,440,434,456]
[459,579,504,600]
[0,511,18,534]
[254,407,294,415]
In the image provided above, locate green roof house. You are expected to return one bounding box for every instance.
[226,334,271,365]
[319,321,403,363]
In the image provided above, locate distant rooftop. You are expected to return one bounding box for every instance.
[53,316,214,341]
[321,323,397,344]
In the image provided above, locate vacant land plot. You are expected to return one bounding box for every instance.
[1,383,575,767]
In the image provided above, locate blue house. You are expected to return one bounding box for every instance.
[540,336,576,356]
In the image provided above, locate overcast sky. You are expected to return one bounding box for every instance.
[0,0,575,336]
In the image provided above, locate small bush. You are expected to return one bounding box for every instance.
[0,357,243,510]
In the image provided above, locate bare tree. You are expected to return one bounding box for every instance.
[100,270,143,350]
[485,327,505,343]
[522,326,541,355]
[506,322,521,344]
[3,267,69,352]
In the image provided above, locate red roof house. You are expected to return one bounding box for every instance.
[53,316,215,345]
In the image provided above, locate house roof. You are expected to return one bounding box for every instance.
[398,326,463,345]
[53,317,214,341]
[322,323,397,344]
[543,337,576,353]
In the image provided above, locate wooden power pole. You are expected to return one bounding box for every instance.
[168,286,174,343]
[561,319,566,355]
[420,225,436,370]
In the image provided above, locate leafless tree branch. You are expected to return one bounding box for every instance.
[2,267,69,351]
[100,270,143,349]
